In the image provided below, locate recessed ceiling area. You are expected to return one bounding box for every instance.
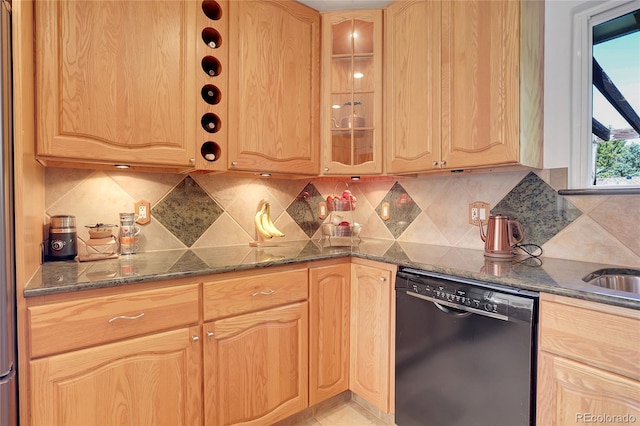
[296,0,393,12]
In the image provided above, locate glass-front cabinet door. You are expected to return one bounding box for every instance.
[321,10,382,175]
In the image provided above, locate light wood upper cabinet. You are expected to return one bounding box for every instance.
[349,259,396,414]
[227,0,320,175]
[30,327,202,426]
[537,294,640,425]
[309,262,351,405]
[320,10,383,175]
[35,0,199,170]
[384,0,442,173]
[385,0,543,174]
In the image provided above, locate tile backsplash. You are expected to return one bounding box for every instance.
[44,167,640,268]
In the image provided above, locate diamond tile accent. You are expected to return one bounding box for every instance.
[376,182,422,239]
[286,183,325,238]
[152,176,223,247]
[492,172,582,246]
[382,242,411,262]
[168,250,209,274]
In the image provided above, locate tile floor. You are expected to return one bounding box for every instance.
[283,400,391,426]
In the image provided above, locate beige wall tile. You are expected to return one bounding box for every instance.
[191,212,252,247]
[397,212,450,246]
[45,168,93,209]
[193,174,254,210]
[43,168,639,268]
[542,216,640,267]
[108,171,183,205]
[588,195,640,258]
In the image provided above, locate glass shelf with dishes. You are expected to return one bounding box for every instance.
[321,10,382,175]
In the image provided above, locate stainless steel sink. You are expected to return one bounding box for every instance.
[583,268,640,294]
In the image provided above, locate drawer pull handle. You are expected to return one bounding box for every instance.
[207,331,214,338]
[108,313,145,323]
[192,335,199,342]
[251,289,276,297]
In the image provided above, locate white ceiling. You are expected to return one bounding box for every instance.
[296,0,393,12]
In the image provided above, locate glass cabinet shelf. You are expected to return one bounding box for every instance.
[321,10,382,175]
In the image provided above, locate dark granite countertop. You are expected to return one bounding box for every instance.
[25,239,640,310]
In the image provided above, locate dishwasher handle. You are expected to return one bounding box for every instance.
[404,290,510,321]
[432,300,472,318]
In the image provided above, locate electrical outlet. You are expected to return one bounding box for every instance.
[135,200,151,225]
[468,201,490,226]
[471,207,479,222]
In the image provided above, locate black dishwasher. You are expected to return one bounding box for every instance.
[395,268,538,426]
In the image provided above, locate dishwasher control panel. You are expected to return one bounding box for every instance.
[396,268,537,322]
[402,274,506,316]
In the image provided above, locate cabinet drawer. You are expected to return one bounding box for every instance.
[539,294,640,381]
[203,269,308,320]
[28,284,199,358]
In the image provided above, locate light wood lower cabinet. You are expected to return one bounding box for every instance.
[538,352,640,425]
[203,302,309,426]
[349,259,396,414]
[23,261,399,426]
[309,262,351,405]
[29,326,202,426]
[537,294,640,425]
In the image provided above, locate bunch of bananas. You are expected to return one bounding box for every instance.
[254,201,285,240]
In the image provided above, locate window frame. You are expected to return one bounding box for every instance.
[570,0,640,190]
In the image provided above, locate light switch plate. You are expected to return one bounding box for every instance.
[318,201,327,219]
[381,202,390,221]
[135,200,151,225]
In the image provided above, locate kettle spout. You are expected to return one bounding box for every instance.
[479,221,487,243]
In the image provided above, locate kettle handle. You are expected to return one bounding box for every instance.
[508,220,524,246]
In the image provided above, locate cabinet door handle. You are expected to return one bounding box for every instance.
[108,312,144,323]
[231,161,238,166]
[207,331,214,338]
[432,161,439,166]
[192,335,199,342]
[380,277,387,282]
[251,289,276,297]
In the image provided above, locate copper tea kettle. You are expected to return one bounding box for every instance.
[479,214,524,259]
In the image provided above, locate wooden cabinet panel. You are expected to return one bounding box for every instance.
[309,263,350,405]
[203,268,308,321]
[30,327,202,426]
[204,302,309,426]
[28,284,200,358]
[538,294,640,426]
[35,0,198,169]
[386,0,543,174]
[385,0,441,174]
[441,0,521,168]
[538,352,640,426]
[349,260,395,413]
[539,294,640,381]
[227,0,320,175]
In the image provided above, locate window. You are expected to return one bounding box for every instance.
[570,0,640,189]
